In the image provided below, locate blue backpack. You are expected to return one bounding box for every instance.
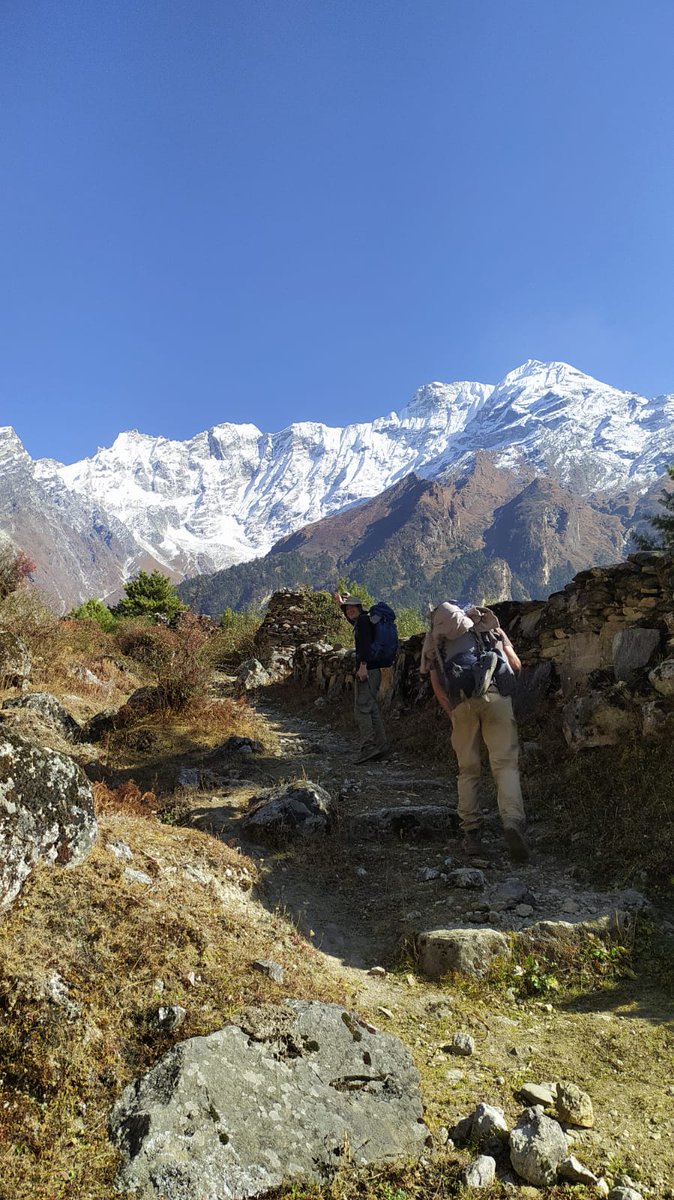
[368,602,399,667]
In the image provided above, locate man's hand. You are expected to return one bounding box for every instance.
[356,663,368,681]
[333,591,345,607]
[429,668,454,720]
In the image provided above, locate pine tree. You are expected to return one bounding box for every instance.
[639,465,674,553]
[111,570,187,622]
[69,597,116,631]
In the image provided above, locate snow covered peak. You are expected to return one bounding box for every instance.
[402,380,492,421]
[29,360,674,581]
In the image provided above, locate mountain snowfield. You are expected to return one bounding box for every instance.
[31,360,674,581]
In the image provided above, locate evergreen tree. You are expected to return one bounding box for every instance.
[112,570,187,622]
[69,597,117,631]
[638,466,674,553]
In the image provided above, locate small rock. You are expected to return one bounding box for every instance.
[149,1005,187,1033]
[354,866,368,877]
[377,1007,393,1019]
[252,959,284,984]
[444,1032,475,1057]
[448,867,486,889]
[608,1189,644,1200]
[368,966,386,978]
[177,767,200,788]
[124,868,153,886]
[472,1102,509,1141]
[556,1080,594,1128]
[597,1181,610,1198]
[418,866,441,882]
[314,697,327,708]
[520,1083,556,1107]
[558,1155,598,1184]
[462,1155,496,1188]
[515,903,535,917]
[444,1068,464,1083]
[107,839,133,860]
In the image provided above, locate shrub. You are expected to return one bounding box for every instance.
[69,597,117,632]
[0,542,36,601]
[396,607,426,639]
[111,570,187,622]
[113,613,212,709]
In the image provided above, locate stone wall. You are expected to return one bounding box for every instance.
[264,555,674,747]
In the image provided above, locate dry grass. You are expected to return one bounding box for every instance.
[530,732,674,892]
[0,808,346,1200]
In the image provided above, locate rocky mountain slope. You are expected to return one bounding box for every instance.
[0,428,167,611]
[2,360,673,607]
[178,455,637,612]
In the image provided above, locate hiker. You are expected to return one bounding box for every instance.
[420,600,529,863]
[333,591,398,764]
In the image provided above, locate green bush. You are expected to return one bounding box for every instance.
[69,597,117,632]
[111,570,186,622]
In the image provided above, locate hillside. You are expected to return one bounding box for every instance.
[178,454,635,615]
[1,561,673,1199]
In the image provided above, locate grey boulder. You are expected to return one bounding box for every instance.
[416,928,510,980]
[111,1000,428,1199]
[3,691,82,742]
[462,1154,496,1188]
[350,804,459,841]
[509,1106,568,1186]
[0,728,97,907]
[241,780,335,840]
[0,629,31,687]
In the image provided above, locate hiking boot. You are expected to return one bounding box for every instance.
[366,746,391,762]
[352,748,380,765]
[463,829,483,858]
[472,651,500,698]
[503,825,529,863]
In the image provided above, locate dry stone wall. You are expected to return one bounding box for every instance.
[260,555,674,747]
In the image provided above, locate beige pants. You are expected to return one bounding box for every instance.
[354,669,387,755]
[450,692,525,832]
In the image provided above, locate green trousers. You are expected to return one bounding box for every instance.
[353,668,387,755]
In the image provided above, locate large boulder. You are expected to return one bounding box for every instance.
[612,628,660,682]
[416,928,510,980]
[2,692,82,742]
[240,780,335,840]
[509,1107,568,1186]
[111,1000,429,1199]
[236,658,272,694]
[0,629,31,687]
[0,729,97,907]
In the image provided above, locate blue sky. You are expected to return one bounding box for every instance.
[2,0,674,462]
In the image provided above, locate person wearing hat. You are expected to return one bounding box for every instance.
[333,591,388,764]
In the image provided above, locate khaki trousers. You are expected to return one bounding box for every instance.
[354,669,387,755]
[450,692,525,832]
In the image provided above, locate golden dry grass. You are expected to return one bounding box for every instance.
[0,808,346,1200]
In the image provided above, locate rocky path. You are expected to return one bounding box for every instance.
[183,694,674,1194]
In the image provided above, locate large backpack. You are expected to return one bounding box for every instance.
[368,602,399,667]
[436,605,516,703]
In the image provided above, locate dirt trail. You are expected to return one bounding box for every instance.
[185,693,674,1194]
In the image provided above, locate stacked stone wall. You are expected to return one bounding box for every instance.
[281,554,674,746]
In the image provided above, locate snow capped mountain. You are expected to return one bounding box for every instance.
[34,361,674,581]
[1,360,671,608]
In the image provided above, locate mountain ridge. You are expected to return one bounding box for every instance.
[1,360,673,608]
